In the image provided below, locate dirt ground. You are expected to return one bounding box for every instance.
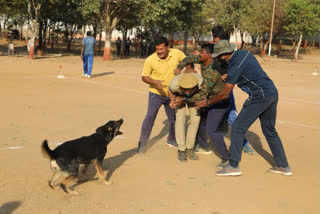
[0,40,319,214]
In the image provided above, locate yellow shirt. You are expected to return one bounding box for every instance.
[142,48,186,96]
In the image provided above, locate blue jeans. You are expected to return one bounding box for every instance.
[83,54,94,76]
[229,94,289,168]
[139,92,176,146]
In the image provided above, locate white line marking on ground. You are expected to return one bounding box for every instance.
[277,120,319,130]
[0,146,24,150]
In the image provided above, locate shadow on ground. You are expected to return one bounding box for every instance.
[0,201,22,214]
[218,128,276,166]
[91,72,115,78]
[246,130,276,167]
[145,119,170,151]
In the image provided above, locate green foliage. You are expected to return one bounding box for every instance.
[283,0,320,37]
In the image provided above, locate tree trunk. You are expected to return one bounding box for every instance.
[276,39,282,55]
[29,46,35,59]
[103,30,112,61]
[122,30,127,56]
[304,39,308,55]
[168,32,174,48]
[38,21,43,49]
[93,26,97,40]
[260,34,265,57]
[183,31,188,54]
[263,40,270,55]
[192,36,196,50]
[294,34,303,62]
[98,28,102,55]
[20,26,23,41]
[28,19,39,59]
[102,1,118,61]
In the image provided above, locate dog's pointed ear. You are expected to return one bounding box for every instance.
[96,126,104,135]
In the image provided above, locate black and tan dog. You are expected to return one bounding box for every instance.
[41,119,123,194]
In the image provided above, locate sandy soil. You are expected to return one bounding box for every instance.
[0,41,319,214]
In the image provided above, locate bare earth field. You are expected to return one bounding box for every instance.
[0,41,319,214]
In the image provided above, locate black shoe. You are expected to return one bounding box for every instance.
[137,141,147,154]
[178,150,187,162]
[166,139,178,148]
[186,149,198,160]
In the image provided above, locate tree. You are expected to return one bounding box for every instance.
[282,0,320,61]
[24,0,42,59]
[189,1,212,49]
[116,1,142,56]
[0,0,23,39]
[206,0,248,47]
[176,0,205,53]
[100,0,128,61]
[241,0,273,56]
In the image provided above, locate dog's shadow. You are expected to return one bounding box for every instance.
[103,148,137,180]
[71,147,137,188]
[0,201,21,214]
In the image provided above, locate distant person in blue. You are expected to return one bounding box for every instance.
[81,31,96,78]
[196,40,291,177]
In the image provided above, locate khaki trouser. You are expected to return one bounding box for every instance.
[175,104,201,151]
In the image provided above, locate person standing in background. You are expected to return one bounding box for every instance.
[116,37,122,57]
[81,31,96,78]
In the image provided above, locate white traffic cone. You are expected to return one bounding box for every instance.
[57,64,65,79]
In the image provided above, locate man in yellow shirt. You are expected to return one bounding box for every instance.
[137,37,186,153]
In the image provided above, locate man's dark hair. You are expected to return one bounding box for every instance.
[211,26,229,40]
[154,36,168,46]
[201,43,215,54]
[86,31,92,36]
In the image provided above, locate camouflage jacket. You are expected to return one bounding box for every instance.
[177,55,225,102]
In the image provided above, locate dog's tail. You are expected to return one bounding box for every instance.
[41,140,56,160]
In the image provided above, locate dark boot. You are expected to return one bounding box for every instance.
[186,149,198,160]
[178,150,187,162]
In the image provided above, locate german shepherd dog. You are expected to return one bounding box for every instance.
[41,119,123,194]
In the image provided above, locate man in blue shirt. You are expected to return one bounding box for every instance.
[196,40,291,176]
[81,31,96,78]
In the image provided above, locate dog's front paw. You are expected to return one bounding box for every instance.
[65,187,79,195]
[49,182,58,190]
[67,190,79,195]
[103,180,113,186]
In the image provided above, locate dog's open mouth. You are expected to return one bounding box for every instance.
[116,119,124,135]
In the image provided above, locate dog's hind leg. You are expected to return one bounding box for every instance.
[49,172,63,190]
[94,160,112,185]
[61,176,78,195]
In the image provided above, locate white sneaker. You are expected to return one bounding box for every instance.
[82,73,87,77]
[194,145,213,155]
[87,75,91,78]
